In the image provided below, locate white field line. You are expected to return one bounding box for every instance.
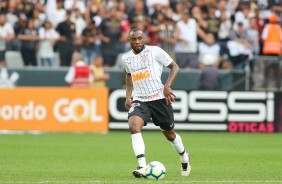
[2,181,282,184]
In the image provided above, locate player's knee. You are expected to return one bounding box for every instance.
[166,135,175,142]
[129,121,142,134]
[164,132,176,142]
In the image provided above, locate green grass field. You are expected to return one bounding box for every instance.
[0,131,282,184]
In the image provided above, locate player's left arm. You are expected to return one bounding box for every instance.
[164,61,180,105]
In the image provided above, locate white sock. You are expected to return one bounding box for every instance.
[171,134,189,163]
[131,133,146,168]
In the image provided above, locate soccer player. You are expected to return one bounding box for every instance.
[122,28,191,178]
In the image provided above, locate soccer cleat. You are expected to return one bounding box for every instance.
[181,154,191,176]
[132,167,146,178]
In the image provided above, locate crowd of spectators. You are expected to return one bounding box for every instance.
[0,0,281,76]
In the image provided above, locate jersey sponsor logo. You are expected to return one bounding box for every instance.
[137,93,159,100]
[132,69,150,82]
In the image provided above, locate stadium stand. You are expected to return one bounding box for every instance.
[0,0,281,90]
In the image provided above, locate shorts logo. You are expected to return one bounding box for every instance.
[132,70,150,82]
[129,103,140,113]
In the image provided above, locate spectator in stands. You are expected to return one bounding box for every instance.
[38,21,59,67]
[21,0,35,19]
[117,9,131,51]
[116,0,127,14]
[118,10,131,36]
[146,0,169,16]
[128,0,149,28]
[215,0,231,19]
[174,9,205,69]
[206,5,221,40]
[0,0,279,75]
[99,6,126,67]
[199,54,219,90]
[65,53,93,88]
[170,2,184,22]
[49,0,66,28]
[268,0,282,17]
[261,14,282,90]
[254,8,265,54]
[13,16,25,51]
[31,8,46,30]
[147,11,164,46]
[0,14,15,66]
[91,4,106,27]
[234,2,254,30]
[225,0,240,15]
[218,10,232,45]
[193,0,206,8]
[71,8,86,38]
[85,0,101,23]
[163,6,175,21]
[56,10,75,66]
[247,17,260,55]
[104,0,119,10]
[261,14,282,56]
[249,0,259,13]
[17,19,38,66]
[191,5,208,33]
[6,0,19,26]
[89,55,110,88]
[64,0,86,15]
[158,15,176,60]
[71,8,87,51]
[228,21,252,69]
[0,0,8,14]
[80,20,101,65]
[14,16,25,36]
[45,0,57,22]
[198,33,232,70]
[34,0,46,14]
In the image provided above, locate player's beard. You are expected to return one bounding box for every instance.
[133,45,145,54]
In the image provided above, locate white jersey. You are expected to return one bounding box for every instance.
[122,45,173,102]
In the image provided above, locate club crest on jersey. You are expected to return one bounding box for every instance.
[140,51,149,62]
[132,69,150,82]
[129,103,140,113]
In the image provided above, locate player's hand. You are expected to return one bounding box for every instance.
[125,98,132,110]
[164,85,176,105]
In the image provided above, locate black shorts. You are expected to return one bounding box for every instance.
[128,99,175,131]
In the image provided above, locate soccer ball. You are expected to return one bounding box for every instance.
[145,161,166,180]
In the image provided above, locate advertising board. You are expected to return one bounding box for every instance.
[109,90,278,132]
[0,88,109,132]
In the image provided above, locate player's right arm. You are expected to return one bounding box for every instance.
[125,73,133,110]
